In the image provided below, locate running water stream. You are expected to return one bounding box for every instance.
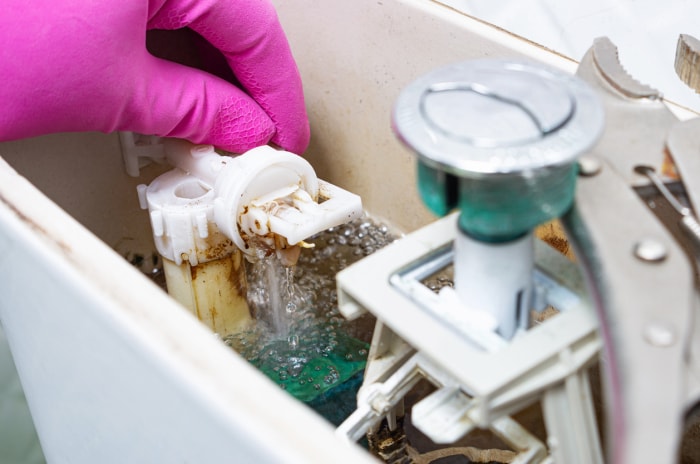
[245,255,305,339]
[224,216,397,421]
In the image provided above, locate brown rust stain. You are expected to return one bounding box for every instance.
[229,252,247,297]
[202,232,235,261]
[208,311,217,332]
[662,147,680,180]
[543,234,570,256]
[536,220,573,259]
[0,193,74,257]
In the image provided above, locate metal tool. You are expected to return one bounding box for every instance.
[566,36,700,463]
[634,164,700,252]
[675,34,700,93]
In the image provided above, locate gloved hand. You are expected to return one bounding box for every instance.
[0,0,310,154]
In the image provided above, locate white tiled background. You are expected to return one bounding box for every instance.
[439,0,700,113]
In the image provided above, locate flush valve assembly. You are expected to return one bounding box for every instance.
[336,59,606,463]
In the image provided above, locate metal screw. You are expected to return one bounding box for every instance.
[577,156,602,177]
[633,239,668,262]
[643,322,677,347]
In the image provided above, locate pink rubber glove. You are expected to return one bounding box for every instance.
[0,0,310,154]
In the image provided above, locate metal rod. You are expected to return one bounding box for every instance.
[634,165,690,215]
[634,164,700,251]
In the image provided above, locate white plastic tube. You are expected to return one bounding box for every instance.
[453,231,534,339]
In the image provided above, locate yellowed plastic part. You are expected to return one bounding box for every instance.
[163,249,252,336]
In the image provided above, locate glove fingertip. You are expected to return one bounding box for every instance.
[207,97,276,153]
[271,119,311,155]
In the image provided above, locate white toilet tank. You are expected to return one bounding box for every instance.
[0,1,584,462]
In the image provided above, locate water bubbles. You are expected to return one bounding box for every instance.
[222,215,397,402]
[288,334,299,349]
[423,268,455,293]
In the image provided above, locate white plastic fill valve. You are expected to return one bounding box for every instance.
[138,139,364,265]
